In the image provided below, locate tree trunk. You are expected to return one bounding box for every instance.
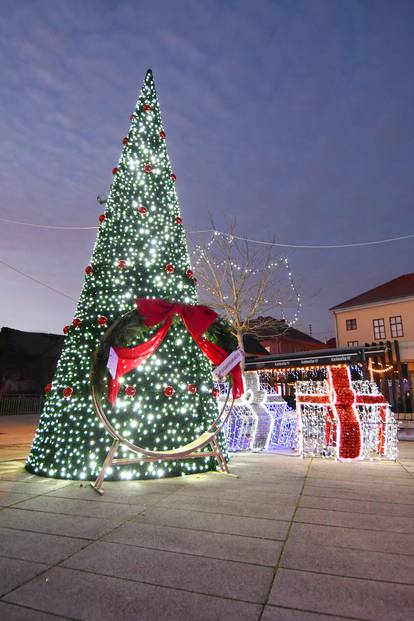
[236,331,245,372]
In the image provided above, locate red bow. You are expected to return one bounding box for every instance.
[138,298,217,336]
[107,298,244,404]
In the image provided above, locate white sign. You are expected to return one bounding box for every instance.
[107,347,119,379]
[213,348,244,380]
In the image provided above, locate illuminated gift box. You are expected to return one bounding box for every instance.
[296,366,398,460]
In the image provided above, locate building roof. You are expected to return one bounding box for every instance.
[249,317,326,346]
[243,334,269,355]
[330,273,414,311]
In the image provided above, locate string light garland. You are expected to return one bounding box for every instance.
[193,234,302,329]
[26,69,222,481]
[368,363,394,374]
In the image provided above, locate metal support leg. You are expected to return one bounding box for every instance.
[90,439,120,495]
[211,437,238,477]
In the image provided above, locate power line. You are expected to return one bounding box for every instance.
[194,230,414,249]
[0,217,98,230]
[0,259,77,301]
[1,218,413,248]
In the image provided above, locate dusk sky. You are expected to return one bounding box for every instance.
[1,0,413,340]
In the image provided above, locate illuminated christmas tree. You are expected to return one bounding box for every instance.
[26,69,221,480]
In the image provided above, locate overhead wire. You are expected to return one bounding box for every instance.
[1,218,414,248]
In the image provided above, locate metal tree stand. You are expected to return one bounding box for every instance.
[89,312,237,493]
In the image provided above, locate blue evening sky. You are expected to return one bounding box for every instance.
[1,0,413,340]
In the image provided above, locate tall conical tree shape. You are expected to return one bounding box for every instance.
[27,70,220,480]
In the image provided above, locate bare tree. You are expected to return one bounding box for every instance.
[193,227,301,366]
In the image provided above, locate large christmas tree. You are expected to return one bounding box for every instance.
[27,69,220,481]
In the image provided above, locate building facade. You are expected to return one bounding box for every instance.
[330,274,414,412]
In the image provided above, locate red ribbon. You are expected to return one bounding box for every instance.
[107,298,244,404]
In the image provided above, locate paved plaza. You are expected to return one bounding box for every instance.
[0,415,413,621]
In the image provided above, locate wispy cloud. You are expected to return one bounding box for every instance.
[0,0,413,335]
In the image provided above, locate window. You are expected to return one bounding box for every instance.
[347,340,359,347]
[373,318,386,340]
[390,315,403,338]
[346,318,357,331]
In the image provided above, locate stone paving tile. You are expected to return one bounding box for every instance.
[0,508,119,540]
[0,602,71,621]
[136,505,290,539]
[0,527,91,564]
[307,473,413,486]
[62,540,273,603]
[289,522,414,556]
[102,477,187,492]
[0,480,71,495]
[4,566,262,621]
[280,539,414,584]
[0,491,37,507]
[299,494,414,517]
[157,492,296,520]
[11,495,145,521]
[294,506,414,533]
[229,471,306,482]
[0,557,48,597]
[184,479,304,496]
[0,474,72,490]
[303,482,414,504]
[0,451,31,461]
[261,607,353,621]
[105,520,282,565]
[269,568,414,621]
[45,484,167,505]
[175,486,300,505]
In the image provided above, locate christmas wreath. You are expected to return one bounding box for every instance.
[91,298,243,406]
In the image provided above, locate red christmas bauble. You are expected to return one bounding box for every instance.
[122,137,128,145]
[175,217,183,225]
[170,173,177,182]
[44,383,52,394]
[186,269,193,279]
[163,385,174,398]
[159,130,166,140]
[97,315,108,326]
[63,387,73,398]
[144,164,153,173]
[112,167,119,175]
[137,205,148,216]
[211,388,220,398]
[125,385,136,397]
[85,265,93,276]
[99,214,106,223]
[63,325,70,335]
[187,383,197,394]
[143,104,152,112]
[72,318,81,328]
[165,263,175,273]
[117,259,127,269]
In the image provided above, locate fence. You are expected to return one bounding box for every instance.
[0,395,44,416]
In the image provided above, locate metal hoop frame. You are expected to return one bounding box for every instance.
[90,309,236,493]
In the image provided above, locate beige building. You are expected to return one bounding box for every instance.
[330,274,414,410]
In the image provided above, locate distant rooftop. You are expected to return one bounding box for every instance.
[249,317,326,346]
[330,273,414,311]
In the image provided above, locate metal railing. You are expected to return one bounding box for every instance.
[0,394,44,416]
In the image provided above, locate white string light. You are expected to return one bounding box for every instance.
[193,232,302,328]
